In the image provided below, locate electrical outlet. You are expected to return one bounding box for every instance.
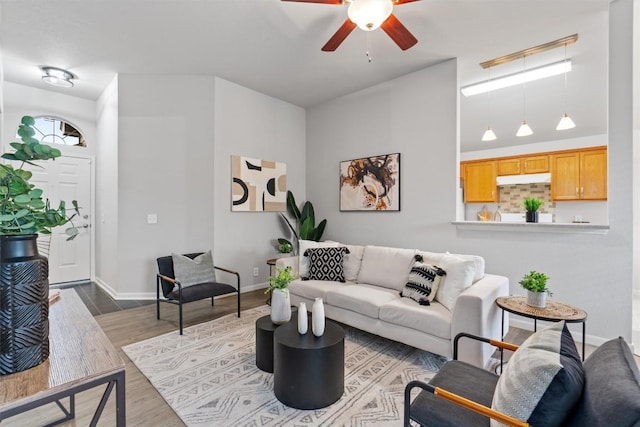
[253,267,259,277]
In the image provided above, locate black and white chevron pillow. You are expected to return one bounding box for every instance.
[304,247,350,282]
[400,260,446,305]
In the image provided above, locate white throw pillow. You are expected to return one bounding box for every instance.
[356,245,417,291]
[172,251,216,287]
[432,253,476,312]
[419,250,484,283]
[325,240,365,282]
[298,240,339,278]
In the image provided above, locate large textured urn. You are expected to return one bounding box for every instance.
[0,235,50,375]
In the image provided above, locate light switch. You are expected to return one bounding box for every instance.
[147,214,158,224]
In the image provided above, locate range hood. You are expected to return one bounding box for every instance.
[496,173,551,186]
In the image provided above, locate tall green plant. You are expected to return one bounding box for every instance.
[524,197,543,213]
[279,191,327,249]
[0,116,79,239]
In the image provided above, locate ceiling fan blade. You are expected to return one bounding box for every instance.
[321,19,357,51]
[281,0,343,4]
[393,0,420,4]
[380,14,418,50]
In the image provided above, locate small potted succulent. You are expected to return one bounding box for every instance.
[519,270,552,308]
[277,238,293,255]
[265,266,296,324]
[524,197,543,223]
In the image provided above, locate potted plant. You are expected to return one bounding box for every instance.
[524,197,543,223]
[0,115,79,375]
[277,238,293,256]
[265,266,296,324]
[519,270,552,308]
[278,190,327,254]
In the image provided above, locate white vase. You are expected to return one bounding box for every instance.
[271,288,291,325]
[312,297,325,337]
[298,302,308,334]
[526,290,546,308]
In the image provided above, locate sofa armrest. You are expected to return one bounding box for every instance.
[451,274,509,368]
[275,256,299,275]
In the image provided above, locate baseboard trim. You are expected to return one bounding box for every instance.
[93,277,267,301]
[509,316,609,347]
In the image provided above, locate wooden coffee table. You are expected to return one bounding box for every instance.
[273,319,345,409]
[496,296,587,360]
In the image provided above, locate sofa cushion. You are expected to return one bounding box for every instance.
[357,245,416,291]
[419,251,484,283]
[326,284,399,319]
[298,240,339,278]
[304,246,350,282]
[379,297,452,340]
[491,321,585,427]
[430,254,476,312]
[288,279,344,301]
[399,259,446,305]
[566,337,640,427]
[325,240,365,282]
[171,251,216,287]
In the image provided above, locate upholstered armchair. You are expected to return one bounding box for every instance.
[156,251,240,334]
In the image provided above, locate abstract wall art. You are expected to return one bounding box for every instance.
[232,155,287,212]
[340,153,400,211]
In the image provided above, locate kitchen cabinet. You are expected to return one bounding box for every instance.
[551,148,607,201]
[463,160,498,203]
[497,155,549,176]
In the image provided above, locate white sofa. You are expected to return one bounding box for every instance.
[275,241,509,368]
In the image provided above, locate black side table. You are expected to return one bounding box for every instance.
[255,314,281,373]
[273,320,345,409]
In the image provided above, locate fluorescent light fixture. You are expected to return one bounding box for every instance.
[556,113,576,130]
[461,60,572,97]
[481,127,497,142]
[41,66,75,88]
[516,120,533,137]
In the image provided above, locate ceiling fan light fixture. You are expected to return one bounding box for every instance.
[348,0,393,31]
[41,66,75,88]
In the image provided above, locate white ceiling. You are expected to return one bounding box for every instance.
[0,0,609,152]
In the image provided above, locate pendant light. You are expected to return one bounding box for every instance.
[481,66,497,141]
[516,55,533,137]
[556,43,576,130]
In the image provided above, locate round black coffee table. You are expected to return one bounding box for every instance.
[273,319,345,409]
[255,314,284,373]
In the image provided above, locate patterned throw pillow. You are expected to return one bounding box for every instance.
[400,259,446,305]
[304,247,350,282]
[491,321,584,427]
[172,251,216,287]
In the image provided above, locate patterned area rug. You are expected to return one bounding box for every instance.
[122,306,447,426]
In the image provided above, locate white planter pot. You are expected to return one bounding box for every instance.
[298,302,308,334]
[312,297,325,337]
[270,288,291,325]
[526,290,547,308]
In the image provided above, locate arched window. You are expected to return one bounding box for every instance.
[30,116,86,147]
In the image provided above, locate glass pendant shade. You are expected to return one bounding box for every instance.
[481,127,497,142]
[516,120,533,137]
[348,0,393,31]
[556,113,576,130]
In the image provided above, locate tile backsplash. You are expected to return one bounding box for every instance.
[498,184,556,215]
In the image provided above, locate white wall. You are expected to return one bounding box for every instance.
[95,76,119,291]
[213,77,306,290]
[306,0,635,345]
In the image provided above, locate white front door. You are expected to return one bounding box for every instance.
[26,156,92,284]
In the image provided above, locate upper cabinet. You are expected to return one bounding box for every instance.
[463,160,498,203]
[497,155,549,176]
[551,148,607,201]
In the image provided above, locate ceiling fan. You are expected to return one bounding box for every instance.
[282,0,419,52]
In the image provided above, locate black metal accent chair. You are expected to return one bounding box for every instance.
[156,253,240,335]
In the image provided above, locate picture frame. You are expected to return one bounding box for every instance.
[339,153,400,211]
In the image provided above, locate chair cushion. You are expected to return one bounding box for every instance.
[379,297,452,340]
[304,246,350,282]
[288,279,344,301]
[410,360,499,427]
[400,258,446,305]
[565,337,640,427]
[326,284,399,319]
[167,282,237,303]
[491,321,585,427]
[172,251,216,287]
[356,245,416,291]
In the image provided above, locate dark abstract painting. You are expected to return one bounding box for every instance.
[340,153,400,211]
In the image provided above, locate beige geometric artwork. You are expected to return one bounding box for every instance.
[231,155,287,212]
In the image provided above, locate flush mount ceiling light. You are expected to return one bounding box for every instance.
[41,66,76,88]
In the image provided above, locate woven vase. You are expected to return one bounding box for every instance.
[0,234,50,375]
